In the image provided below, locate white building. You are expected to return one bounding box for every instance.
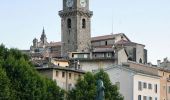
[104,65,160,100]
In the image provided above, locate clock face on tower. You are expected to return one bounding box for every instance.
[66,0,74,7]
[80,0,86,7]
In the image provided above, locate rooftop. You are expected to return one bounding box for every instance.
[36,66,85,74]
[91,33,131,42]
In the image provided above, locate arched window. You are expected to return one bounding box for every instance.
[128,57,133,61]
[82,19,86,28]
[139,58,142,63]
[67,18,71,28]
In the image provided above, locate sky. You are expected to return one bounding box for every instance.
[0,0,170,64]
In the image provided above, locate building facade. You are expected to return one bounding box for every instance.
[123,61,170,100]
[36,65,85,91]
[104,65,160,100]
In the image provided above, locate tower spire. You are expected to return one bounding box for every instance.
[42,26,45,34]
[40,27,47,44]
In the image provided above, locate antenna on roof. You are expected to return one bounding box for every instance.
[111,12,114,35]
[111,6,114,35]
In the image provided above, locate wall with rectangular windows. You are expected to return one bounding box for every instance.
[104,65,160,100]
[134,74,160,100]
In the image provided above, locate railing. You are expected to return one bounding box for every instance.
[59,7,93,15]
[70,56,115,61]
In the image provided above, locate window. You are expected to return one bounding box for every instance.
[138,81,142,91]
[107,53,111,57]
[139,58,142,63]
[149,97,152,100]
[168,86,170,93]
[78,54,84,58]
[148,83,152,89]
[128,57,133,61]
[143,82,147,88]
[138,95,141,100]
[69,73,72,79]
[82,19,86,28]
[74,73,78,80]
[62,72,65,78]
[56,71,59,77]
[72,54,74,58]
[154,84,157,93]
[143,96,147,100]
[105,41,108,45]
[67,18,71,28]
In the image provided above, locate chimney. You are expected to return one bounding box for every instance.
[157,60,161,67]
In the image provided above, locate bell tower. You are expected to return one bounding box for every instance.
[59,0,93,57]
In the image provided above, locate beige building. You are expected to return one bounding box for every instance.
[51,58,69,67]
[123,61,170,100]
[36,66,85,91]
[67,35,147,72]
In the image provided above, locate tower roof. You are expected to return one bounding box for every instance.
[33,38,38,42]
[40,27,47,41]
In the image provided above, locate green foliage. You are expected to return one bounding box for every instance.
[68,70,124,100]
[95,69,124,100]
[0,67,11,100]
[68,72,96,100]
[0,44,64,100]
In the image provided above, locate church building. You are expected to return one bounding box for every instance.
[28,0,148,70]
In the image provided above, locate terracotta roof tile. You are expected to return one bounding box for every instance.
[47,42,61,47]
[115,40,145,46]
[91,33,130,42]
[91,34,115,41]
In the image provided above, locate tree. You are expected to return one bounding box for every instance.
[95,69,124,100]
[68,70,123,100]
[0,67,11,100]
[68,72,96,100]
[68,70,124,100]
[0,44,64,100]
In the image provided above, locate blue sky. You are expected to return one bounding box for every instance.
[0,0,170,64]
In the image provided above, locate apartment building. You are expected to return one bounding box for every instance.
[103,65,160,100]
[36,65,85,91]
[123,61,170,100]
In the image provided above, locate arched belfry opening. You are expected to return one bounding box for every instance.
[67,18,71,28]
[139,58,142,63]
[82,19,86,28]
